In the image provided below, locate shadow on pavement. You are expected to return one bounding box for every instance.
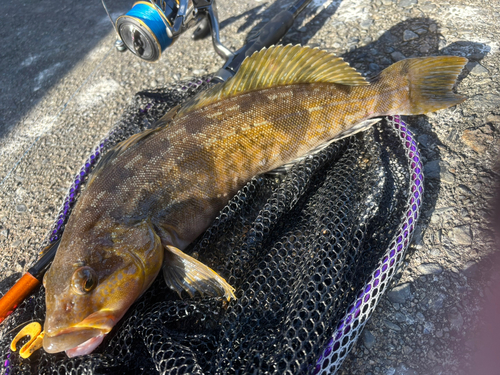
[0,0,131,140]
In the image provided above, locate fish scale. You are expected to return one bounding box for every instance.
[41,45,467,357]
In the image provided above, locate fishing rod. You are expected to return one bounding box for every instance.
[0,242,59,324]
[0,0,314,325]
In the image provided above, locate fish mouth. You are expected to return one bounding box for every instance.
[43,328,105,355]
[65,334,105,358]
[43,312,116,356]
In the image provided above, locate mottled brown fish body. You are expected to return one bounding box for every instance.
[80,82,405,248]
[42,45,467,357]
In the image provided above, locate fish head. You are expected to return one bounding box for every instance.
[42,219,163,357]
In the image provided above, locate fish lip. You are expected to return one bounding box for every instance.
[43,312,116,354]
[65,334,105,358]
[62,311,116,334]
[43,327,105,354]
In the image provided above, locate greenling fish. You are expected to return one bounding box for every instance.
[42,45,467,357]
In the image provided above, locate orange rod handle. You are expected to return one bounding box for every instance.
[0,273,40,324]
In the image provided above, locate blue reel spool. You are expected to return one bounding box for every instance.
[116,1,176,62]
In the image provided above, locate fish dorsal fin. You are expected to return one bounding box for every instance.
[178,44,369,117]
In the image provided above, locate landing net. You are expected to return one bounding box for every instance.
[1,77,422,375]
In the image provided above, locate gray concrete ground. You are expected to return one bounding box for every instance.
[1,0,499,374]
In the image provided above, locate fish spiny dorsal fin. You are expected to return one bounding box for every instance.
[177,45,369,117]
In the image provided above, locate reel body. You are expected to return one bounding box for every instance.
[107,0,233,62]
[117,1,179,61]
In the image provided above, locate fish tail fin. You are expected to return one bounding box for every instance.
[376,56,468,114]
[162,245,236,301]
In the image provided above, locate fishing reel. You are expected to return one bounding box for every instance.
[103,0,234,62]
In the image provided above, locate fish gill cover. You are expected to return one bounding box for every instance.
[0,76,420,375]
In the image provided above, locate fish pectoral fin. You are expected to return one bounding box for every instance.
[162,245,236,301]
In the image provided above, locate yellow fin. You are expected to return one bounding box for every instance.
[374,56,468,114]
[162,245,236,301]
[178,45,369,116]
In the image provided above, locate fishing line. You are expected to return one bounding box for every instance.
[101,0,120,38]
[0,45,115,189]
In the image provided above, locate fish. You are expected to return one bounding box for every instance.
[42,45,467,357]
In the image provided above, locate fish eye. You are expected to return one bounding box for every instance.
[71,266,98,295]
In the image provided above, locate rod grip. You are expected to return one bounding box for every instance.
[0,273,40,324]
[245,10,295,57]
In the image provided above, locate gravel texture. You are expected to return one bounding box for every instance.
[1,0,499,374]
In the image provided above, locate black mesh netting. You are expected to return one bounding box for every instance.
[0,77,423,375]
